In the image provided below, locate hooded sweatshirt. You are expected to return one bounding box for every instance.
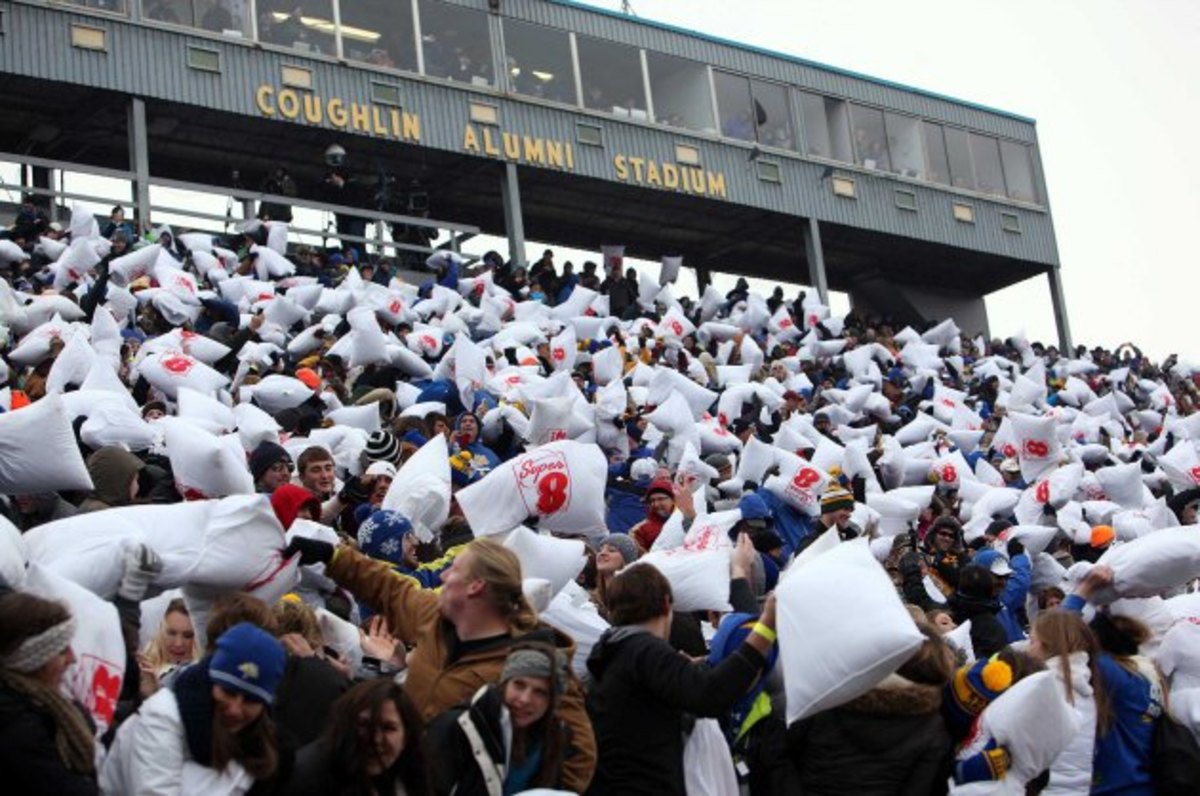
[1044,651,1097,796]
[79,447,145,513]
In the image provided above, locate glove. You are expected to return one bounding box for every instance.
[1007,538,1026,558]
[338,475,368,506]
[283,537,335,566]
[118,543,164,601]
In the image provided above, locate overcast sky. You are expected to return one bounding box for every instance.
[563,0,1200,360]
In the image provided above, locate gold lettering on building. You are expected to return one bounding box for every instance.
[252,85,421,143]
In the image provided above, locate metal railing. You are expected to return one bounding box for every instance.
[1,151,481,262]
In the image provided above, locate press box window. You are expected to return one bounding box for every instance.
[1000,212,1022,233]
[576,123,603,147]
[894,189,917,212]
[260,0,335,54]
[797,91,852,163]
[371,82,402,107]
[186,46,222,73]
[341,0,418,72]
[419,0,494,86]
[756,160,782,184]
[503,19,577,106]
[645,52,716,134]
[577,36,647,118]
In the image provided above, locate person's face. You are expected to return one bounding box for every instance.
[295,503,318,522]
[458,415,478,442]
[1184,503,1198,525]
[718,464,733,482]
[402,532,419,568]
[438,550,479,619]
[370,476,392,506]
[302,459,336,495]
[35,645,76,688]
[433,419,450,439]
[211,685,264,733]
[13,494,36,514]
[361,701,406,776]
[1027,630,1045,661]
[834,507,853,529]
[932,529,955,552]
[504,675,552,729]
[260,459,293,492]
[144,407,165,421]
[1043,593,1063,611]
[647,493,674,519]
[112,209,124,222]
[770,363,787,381]
[931,613,957,634]
[163,610,195,663]
[595,543,627,576]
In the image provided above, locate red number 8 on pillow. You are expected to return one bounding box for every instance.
[537,472,570,514]
[792,468,821,489]
[1023,439,1050,458]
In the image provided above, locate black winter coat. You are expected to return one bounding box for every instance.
[788,674,952,796]
[947,592,1009,660]
[0,682,99,795]
[585,626,766,796]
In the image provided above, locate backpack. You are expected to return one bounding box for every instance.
[1151,707,1200,795]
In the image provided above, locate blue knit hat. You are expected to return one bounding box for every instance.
[358,509,414,566]
[209,623,286,705]
[737,492,772,523]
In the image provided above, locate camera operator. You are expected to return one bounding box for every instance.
[319,144,368,261]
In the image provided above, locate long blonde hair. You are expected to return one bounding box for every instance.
[467,538,539,633]
[142,598,200,675]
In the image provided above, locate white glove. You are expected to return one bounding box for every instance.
[117,542,163,601]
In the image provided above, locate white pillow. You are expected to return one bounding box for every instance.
[974,671,1081,787]
[1093,527,1200,603]
[163,419,255,499]
[23,563,125,735]
[25,495,294,601]
[455,440,607,538]
[381,434,451,542]
[504,526,586,597]
[138,351,230,400]
[777,538,923,722]
[0,393,94,493]
[633,548,732,612]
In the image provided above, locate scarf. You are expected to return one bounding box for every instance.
[0,669,96,777]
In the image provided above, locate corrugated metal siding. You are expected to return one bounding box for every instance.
[0,3,1057,265]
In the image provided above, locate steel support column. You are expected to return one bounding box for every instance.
[127,98,151,229]
[501,162,526,266]
[802,216,829,304]
[1047,267,1073,353]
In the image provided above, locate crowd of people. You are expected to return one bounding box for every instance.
[2,194,1200,796]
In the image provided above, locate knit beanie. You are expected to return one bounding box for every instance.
[209,623,286,704]
[600,533,641,565]
[249,441,291,482]
[501,645,568,695]
[644,478,674,501]
[820,484,854,514]
[357,509,414,566]
[944,654,1015,736]
[364,430,400,464]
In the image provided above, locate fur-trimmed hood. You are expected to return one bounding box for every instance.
[839,673,943,717]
